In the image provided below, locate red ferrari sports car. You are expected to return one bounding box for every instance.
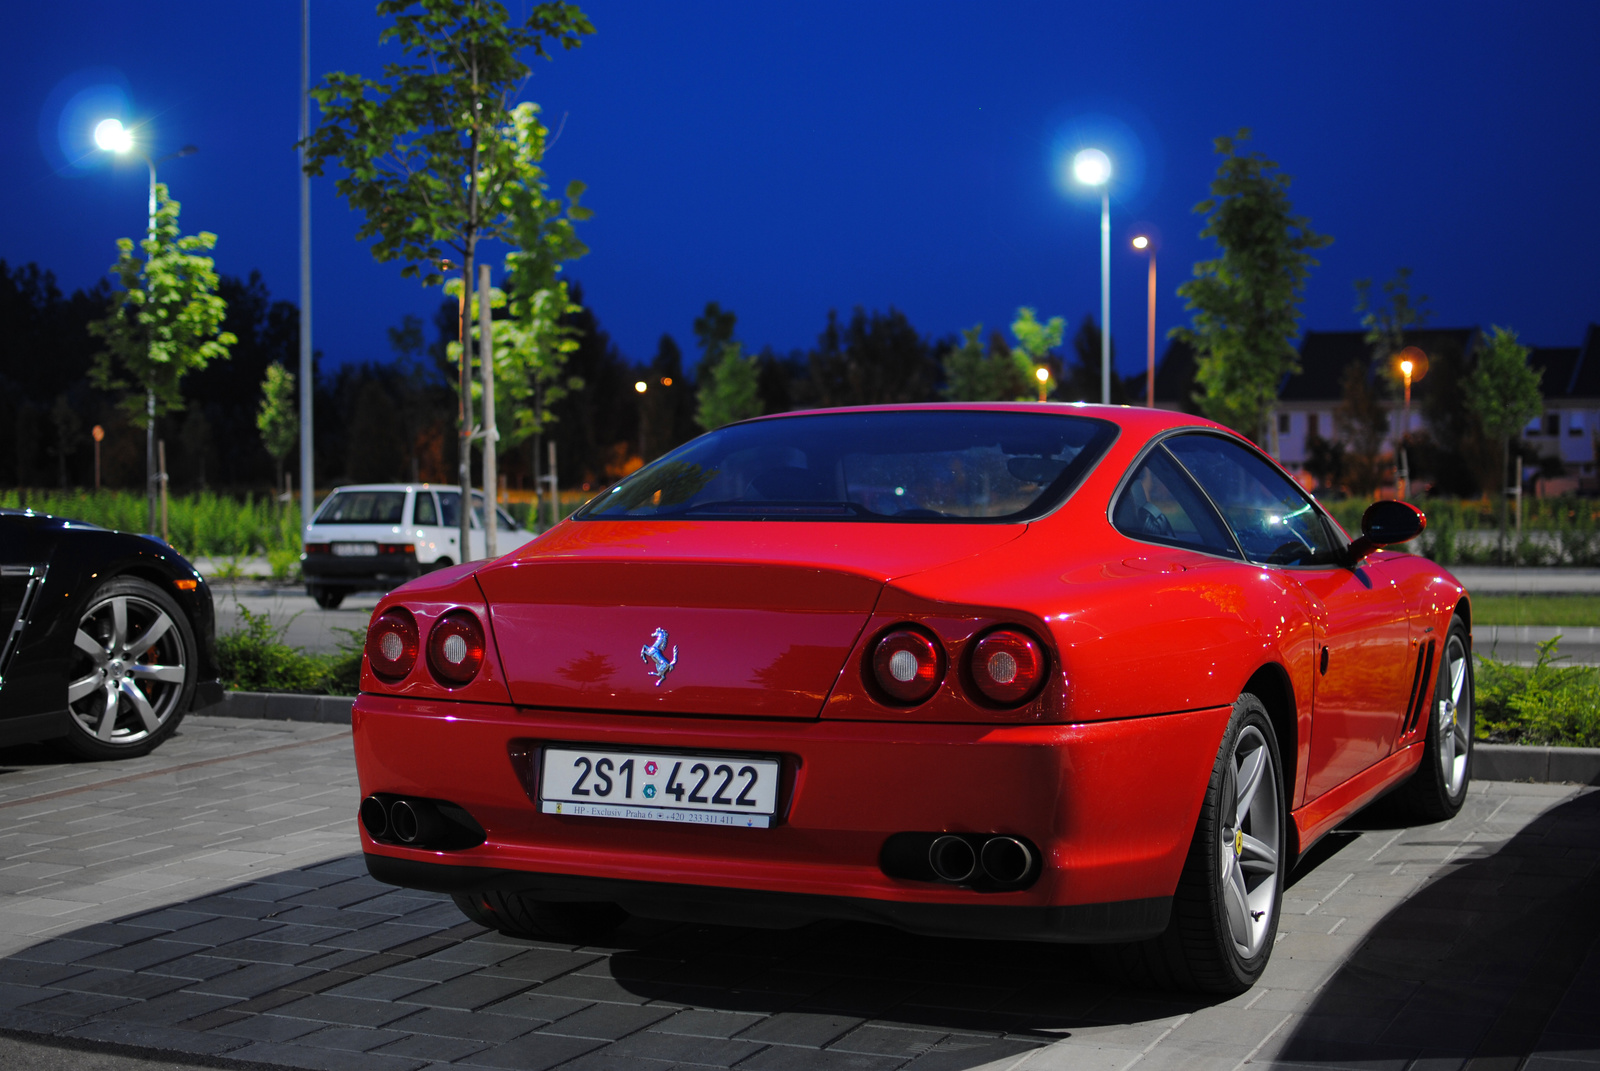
[352,404,1471,994]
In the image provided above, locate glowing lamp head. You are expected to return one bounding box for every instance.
[634,381,647,393]
[1400,359,1414,377]
[1132,235,1149,250]
[1073,148,1111,186]
[94,118,133,154]
[1035,367,1050,384]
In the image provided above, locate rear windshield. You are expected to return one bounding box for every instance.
[576,410,1117,522]
[315,491,406,525]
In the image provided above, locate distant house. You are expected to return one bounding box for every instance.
[1147,324,1600,492]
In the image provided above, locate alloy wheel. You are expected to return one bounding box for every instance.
[1218,723,1281,959]
[1438,634,1471,796]
[67,592,188,745]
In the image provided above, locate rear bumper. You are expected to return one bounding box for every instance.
[353,695,1231,941]
[367,855,1171,943]
[302,552,422,591]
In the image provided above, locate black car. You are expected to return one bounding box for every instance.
[0,508,224,758]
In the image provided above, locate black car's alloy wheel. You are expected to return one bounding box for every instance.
[64,577,195,759]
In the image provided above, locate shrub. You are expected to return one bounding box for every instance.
[215,606,363,696]
[1474,636,1600,747]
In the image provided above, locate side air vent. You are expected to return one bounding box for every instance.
[0,565,47,685]
[1402,639,1437,737]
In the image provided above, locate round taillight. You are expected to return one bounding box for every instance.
[870,628,944,704]
[366,609,419,681]
[427,610,486,686]
[970,628,1045,706]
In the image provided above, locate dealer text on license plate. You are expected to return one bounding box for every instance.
[540,747,779,828]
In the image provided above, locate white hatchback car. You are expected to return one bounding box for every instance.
[301,484,536,609]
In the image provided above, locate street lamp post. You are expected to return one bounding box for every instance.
[1399,357,1414,499]
[1133,235,1156,407]
[1072,149,1112,404]
[93,118,196,535]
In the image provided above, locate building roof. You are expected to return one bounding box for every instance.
[1564,323,1600,398]
[1283,329,1478,403]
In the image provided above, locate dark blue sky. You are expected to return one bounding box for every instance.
[4,2,1597,378]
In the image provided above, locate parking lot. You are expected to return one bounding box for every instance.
[0,715,1594,1070]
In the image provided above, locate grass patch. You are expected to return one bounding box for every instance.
[216,605,362,696]
[1475,636,1600,747]
[1470,594,1600,627]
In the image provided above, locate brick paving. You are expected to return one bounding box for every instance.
[0,714,1594,1070]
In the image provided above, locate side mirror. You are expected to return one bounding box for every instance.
[1347,500,1426,563]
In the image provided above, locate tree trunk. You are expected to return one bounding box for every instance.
[1498,435,1510,563]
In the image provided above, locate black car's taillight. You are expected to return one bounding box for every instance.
[870,627,944,705]
[969,628,1045,706]
[427,610,486,686]
[367,608,419,681]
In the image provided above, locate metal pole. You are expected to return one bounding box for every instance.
[479,263,498,559]
[1146,250,1156,408]
[457,265,473,560]
[298,0,315,529]
[145,156,158,534]
[1099,190,1110,405]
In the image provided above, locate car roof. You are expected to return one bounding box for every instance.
[742,401,1239,440]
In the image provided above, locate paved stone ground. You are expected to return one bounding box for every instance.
[1,717,1594,1071]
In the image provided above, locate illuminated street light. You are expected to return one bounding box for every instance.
[94,118,133,153]
[634,381,648,393]
[1035,365,1050,403]
[94,117,197,535]
[1132,235,1156,407]
[1072,149,1112,404]
[1395,346,1426,499]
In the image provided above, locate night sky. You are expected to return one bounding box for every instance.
[4,2,1597,379]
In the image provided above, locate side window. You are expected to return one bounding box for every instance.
[438,491,461,527]
[413,491,438,526]
[1165,435,1337,567]
[495,506,518,531]
[1112,448,1240,557]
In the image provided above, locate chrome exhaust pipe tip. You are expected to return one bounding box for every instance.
[359,796,390,840]
[928,835,978,883]
[389,798,421,843]
[980,836,1034,885]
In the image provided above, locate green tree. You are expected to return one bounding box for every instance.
[942,325,1032,402]
[807,307,938,407]
[256,362,299,497]
[1011,308,1064,400]
[1066,316,1125,403]
[88,184,236,532]
[1464,326,1543,558]
[1333,361,1389,497]
[1173,129,1331,445]
[302,0,594,550]
[696,343,762,431]
[1355,266,1431,369]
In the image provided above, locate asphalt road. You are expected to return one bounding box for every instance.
[0,716,1595,1070]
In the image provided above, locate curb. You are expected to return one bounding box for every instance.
[213,690,353,725]
[1472,743,1600,785]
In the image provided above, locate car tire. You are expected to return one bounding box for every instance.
[451,891,628,944]
[1394,616,1472,821]
[61,576,196,761]
[1096,692,1286,994]
[309,586,345,610]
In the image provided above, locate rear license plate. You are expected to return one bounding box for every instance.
[332,542,378,557]
[540,747,780,828]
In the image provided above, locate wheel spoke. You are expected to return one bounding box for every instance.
[125,614,172,660]
[129,663,185,684]
[1239,832,1278,874]
[75,628,108,662]
[110,597,129,653]
[1222,858,1252,946]
[67,671,104,703]
[120,680,161,734]
[1234,746,1266,825]
[1454,718,1471,755]
[1450,655,1465,706]
[97,682,121,739]
[1439,702,1456,772]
